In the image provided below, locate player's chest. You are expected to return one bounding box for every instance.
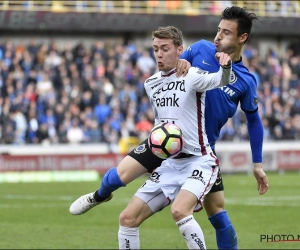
[150,79,187,98]
[149,79,189,108]
[210,82,242,104]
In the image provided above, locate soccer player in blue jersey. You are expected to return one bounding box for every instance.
[175,7,269,249]
[70,6,269,249]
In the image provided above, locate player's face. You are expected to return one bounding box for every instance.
[152,38,183,71]
[214,19,247,55]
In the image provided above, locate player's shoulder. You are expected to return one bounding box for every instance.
[193,39,213,46]
[186,40,216,62]
[189,39,214,49]
[201,39,215,48]
[145,72,161,84]
[233,63,258,87]
[186,67,209,77]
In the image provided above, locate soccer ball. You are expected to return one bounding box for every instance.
[148,122,184,159]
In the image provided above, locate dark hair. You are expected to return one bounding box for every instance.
[152,26,183,47]
[221,6,258,43]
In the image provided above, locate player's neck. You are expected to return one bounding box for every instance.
[231,48,242,62]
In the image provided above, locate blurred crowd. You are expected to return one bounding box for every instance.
[0,37,299,151]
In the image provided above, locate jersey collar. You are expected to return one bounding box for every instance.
[161,68,177,77]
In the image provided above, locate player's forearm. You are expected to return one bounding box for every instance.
[195,65,232,91]
[206,65,232,89]
[219,65,232,87]
[215,51,232,87]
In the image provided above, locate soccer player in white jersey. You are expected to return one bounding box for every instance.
[70,7,269,249]
[117,26,232,250]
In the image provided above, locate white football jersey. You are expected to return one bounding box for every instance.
[145,66,231,156]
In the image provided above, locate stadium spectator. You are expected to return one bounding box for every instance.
[1,105,16,144]
[36,122,50,144]
[82,118,102,143]
[66,117,84,144]
[94,92,111,126]
[101,77,114,102]
[26,108,39,143]
[12,107,27,144]
[261,116,271,141]
[135,113,153,141]
[136,49,156,76]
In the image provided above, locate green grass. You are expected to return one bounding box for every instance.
[0,172,300,249]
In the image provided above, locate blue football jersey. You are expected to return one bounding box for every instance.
[180,39,259,145]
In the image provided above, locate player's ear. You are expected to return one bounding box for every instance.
[239,33,248,44]
[177,45,183,55]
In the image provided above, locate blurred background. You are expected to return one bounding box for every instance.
[0,0,300,178]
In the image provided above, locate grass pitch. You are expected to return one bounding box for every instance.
[0,172,300,249]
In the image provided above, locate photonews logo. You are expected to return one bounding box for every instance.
[260,234,300,243]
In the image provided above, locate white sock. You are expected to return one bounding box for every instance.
[176,215,206,250]
[118,225,140,249]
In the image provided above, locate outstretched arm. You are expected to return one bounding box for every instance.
[189,52,232,91]
[245,111,269,195]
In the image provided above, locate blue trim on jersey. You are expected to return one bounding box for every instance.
[245,111,263,162]
[181,40,261,162]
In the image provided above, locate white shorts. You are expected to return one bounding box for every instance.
[135,153,219,213]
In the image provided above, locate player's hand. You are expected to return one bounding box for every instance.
[215,52,232,67]
[253,163,269,195]
[176,59,191,77]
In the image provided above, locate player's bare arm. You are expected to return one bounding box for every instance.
[253,163,269,195]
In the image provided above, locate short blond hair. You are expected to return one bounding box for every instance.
[152,26,183,47]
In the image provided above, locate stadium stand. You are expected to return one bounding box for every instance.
[0,1,299,151]
[0,1,299,17]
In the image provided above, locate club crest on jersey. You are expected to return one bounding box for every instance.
[230,71,237,84]
[134,144,147,154]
